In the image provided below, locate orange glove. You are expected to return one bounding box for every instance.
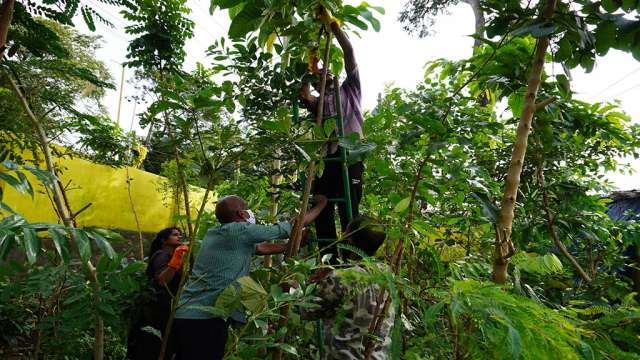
[307,47,320,74]
[167,245,189,270]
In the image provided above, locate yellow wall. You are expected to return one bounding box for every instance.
[1,151,215,233]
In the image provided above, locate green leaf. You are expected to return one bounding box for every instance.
[0,171,30,195]
[89,228,124,242]
[512,252,564,274]
[224,97,236,113]
[594,21,616,56]
[211,0,243,10]
[238,276,268,313]
[393,196,411,213]
[213,284,242,318]
[622,0,636,10]
[122,261,146,275]
[323,117,336,138]
[507,326,522,357]
[0,230,15,260]
[91,232,116,259]
[141,326,162,339]
[556,37,572,61]
[73,229,92,263]
[601,0,621,12]
[49,228,71,264]
[228,3,262,38]
[24,166,56,189]
[512,21,558,38]
[15,172,33,198]
[470,192,498,223]
[22,227,40,265]
[275,343,298,356]
[508,91,525,118]
[343,14,368,30]
[556,74,571,99]
[358,9,380,32]
[293,144,311,162]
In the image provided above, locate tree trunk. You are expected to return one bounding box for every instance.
[463,0,485,48]
[492,0,558,284]
[0,0,15,61]
[5,70,105,360]
[264,159,282,269]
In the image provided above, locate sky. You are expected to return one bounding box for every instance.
[85,0,639,190]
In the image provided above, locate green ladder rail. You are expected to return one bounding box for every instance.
[316,76,354,240]
[313,77,354,359]
[292,77,354,359]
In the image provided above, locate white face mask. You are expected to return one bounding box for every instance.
[245,209,256,224]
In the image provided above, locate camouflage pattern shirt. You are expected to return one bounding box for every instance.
[312,264,394,360]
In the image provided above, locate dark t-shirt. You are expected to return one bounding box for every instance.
[148,249,182,310]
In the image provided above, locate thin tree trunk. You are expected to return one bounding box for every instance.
[125,168,145,260]
[492,0,557,284]
[363,156,429,359]
[537,166,592,283]
[158,114,195,360]
[286,29,332,258]
[463,0,485,49]
[5,70,105,360]
[0,0,15,61]
[272,30,333,360]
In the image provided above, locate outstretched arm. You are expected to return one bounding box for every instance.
[302,194,328,226]
[255,197,327,256]
[299,82,318,112]
[256,242,287,255]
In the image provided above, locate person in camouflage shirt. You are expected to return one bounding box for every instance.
[307,216,393,360]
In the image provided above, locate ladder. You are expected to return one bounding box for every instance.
[295,76,354,359]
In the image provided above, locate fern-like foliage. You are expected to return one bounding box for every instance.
[409,280,596,359]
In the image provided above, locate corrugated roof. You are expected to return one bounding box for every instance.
[608,189,640,221]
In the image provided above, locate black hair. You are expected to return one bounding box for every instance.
[345,216,386,257]
[146,227,179,278]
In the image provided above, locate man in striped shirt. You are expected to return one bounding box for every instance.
[300,8,365,262]
[173,194,328,359]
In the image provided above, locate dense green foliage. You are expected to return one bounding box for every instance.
[1,0,640,359]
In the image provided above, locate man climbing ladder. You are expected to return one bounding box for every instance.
[300,7,364,259]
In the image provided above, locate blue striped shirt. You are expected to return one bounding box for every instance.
[175,221,292,320]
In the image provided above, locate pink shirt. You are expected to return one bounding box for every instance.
[322,67,363,154]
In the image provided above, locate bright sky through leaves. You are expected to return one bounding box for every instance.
[89,0,639,190]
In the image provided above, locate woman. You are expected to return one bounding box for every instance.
[127,227,188,360]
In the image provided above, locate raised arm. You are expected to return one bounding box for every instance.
[330,22,357,75]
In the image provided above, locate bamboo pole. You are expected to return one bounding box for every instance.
[115,65,126,127]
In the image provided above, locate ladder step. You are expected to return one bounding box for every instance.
[328,198,346,203]
[323,157,345,162]
[315,238,338,243]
